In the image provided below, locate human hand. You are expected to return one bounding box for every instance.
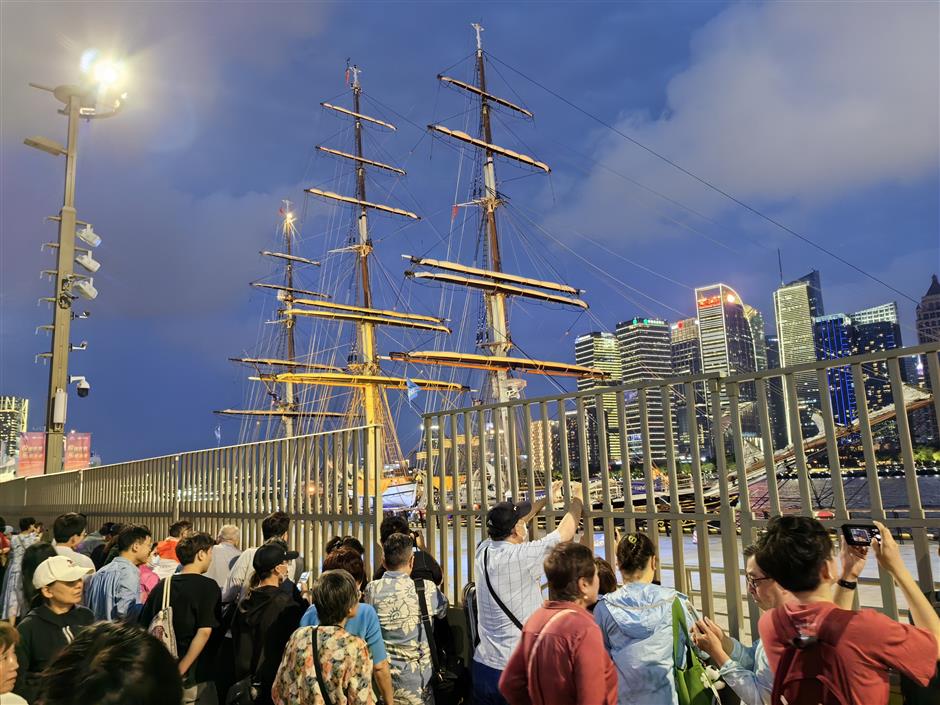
[839,540,869,581]
[691,618,730,665]
[870,521,905,577]
[412,531,426,550]
[569,482,584,502]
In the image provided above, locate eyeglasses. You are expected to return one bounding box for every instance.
[745,574,772,590]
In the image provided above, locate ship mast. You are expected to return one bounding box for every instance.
[472,24,514,410]
[281,202,297,437]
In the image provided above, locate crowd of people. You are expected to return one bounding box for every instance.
[0,497,934,705]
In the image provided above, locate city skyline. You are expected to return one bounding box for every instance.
[1,2,937,464]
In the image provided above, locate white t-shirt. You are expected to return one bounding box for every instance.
[54,544,96,573]
[0,692,29,704]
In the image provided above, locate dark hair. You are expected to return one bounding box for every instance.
[312,570,358,626]
[0,517,5,531]
[594,558,618,595]
[175,532,214,566]
[323,547,366,589]
[0,621,18,651]
[382,533,413,570]
[19,517,36,532]
[37,621,182,705]
[23,542,58,607]
[261,512,290,540]
[117,525,152,553]
[543,543,597,601]
[167,520,192,538]
[325,535,365,557]
[53,513,87,543]
[743,543,758,559]
[616,532,656,576]
[755,516,833,592]
[380,515,411,543]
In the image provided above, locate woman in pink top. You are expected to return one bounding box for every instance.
[138,546,160,604]
[499,543,617,705]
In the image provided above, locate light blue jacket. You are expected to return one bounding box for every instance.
[594,582,696,705]
[718,637,772,705]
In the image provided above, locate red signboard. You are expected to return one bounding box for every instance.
[17,431,92,475]
[64,432,91,471]
[17,432,45,477]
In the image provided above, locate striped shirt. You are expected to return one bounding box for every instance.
[473,530,562,670]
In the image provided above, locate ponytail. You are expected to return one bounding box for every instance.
[615,532,656,576]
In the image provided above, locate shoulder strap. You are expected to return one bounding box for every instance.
[162,574,172,610]
[415,581,440,671]
[483,546,524,630]
[312,627,335,705]
[671,598,684,667]
[527,609,575,687]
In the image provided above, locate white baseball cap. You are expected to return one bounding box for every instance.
[32,556,92,588]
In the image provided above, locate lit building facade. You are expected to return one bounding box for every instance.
[773,281,820,442]
[0,397,28,459]
[671,318,706,455]
[575,332,622,464]
[695,283,757,390]
[813,314,858,425]
[616,317,671,462]
[915,275,940,443]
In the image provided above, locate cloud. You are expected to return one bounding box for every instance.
[546,2,940,242]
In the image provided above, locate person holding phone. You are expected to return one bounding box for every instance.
[755,516,940,705]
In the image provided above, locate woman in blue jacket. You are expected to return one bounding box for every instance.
[593,532,698,705]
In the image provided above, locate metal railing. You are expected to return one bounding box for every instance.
[420,343,940,641]
[0,425,384,575]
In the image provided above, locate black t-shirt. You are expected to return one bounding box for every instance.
[140,573,221,682]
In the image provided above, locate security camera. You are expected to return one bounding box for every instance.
[70,376,90,397]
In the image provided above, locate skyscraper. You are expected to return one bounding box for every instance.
[764,335,789,448]
[773,280,820,442]
[852,302,899,326]
[914,274,940,443]
[575,332,622,464]
[671,318,706,455]
[790,270,825,318]
[616,317,671,462]
[744,305,768,371]
[813,314,858,425]
[695,284,757,398]
[855,319,903,410]
[0,396,28,460]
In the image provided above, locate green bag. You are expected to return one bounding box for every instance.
[672,598,717,705]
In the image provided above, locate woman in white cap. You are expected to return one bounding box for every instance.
[12,555,93,702]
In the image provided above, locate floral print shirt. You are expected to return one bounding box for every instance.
[272,625,375,705]
[364,571,448,705]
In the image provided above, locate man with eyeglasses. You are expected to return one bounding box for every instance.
[691,539,867,705]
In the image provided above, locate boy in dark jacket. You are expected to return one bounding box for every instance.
[230,543,306,705]
[14,555,94,702]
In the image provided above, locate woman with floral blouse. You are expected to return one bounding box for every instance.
[365,533,448,705]
[272,570,374,705]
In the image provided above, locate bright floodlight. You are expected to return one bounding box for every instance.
[76,225,101,248]
[75,252,100,273]
[81,49,125,90]
[73,278,98,301]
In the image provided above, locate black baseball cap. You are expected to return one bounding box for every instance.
[253,542,299,573]
[486,500,532,538]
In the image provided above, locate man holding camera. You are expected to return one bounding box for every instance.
[472,481,584,705]
[755,516,940,705]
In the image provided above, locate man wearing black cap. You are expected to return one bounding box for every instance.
[230,542,307,705]
[472,481,584,705]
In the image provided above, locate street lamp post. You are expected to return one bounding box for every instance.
[26,55,125,474]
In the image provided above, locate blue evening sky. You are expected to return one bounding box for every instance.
[1,2,937,462]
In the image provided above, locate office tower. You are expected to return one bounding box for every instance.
[852,302,899,326]
[564,408,599,478]
[773,281,820,442]
[671,318,706,455]
[529,418,560,475]
[695,284,757,390]
[790,270,825,318]
[851,301,916,384]
[575,332,622,464]
[616,317,671,463]
[855,319,903,410]
[813,314,858,425]
[764,335,789,448]
[0,397,28,460]
[744,305,767,371]
[914,274,940,443]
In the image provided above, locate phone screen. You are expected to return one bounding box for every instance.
[297,571,311,587]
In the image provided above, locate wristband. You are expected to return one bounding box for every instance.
[837,578,857,590]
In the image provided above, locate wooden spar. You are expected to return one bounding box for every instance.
[316,146,406,175]
[305,188,420,220]
[386,350,610,379]
[284,307,451,334]
[214,408,345,418]
[251,372,468,393]
[251,282,330,299]
[405,255,582,295]
[320,102,397,130]
[437,75,533,117]
[428,124,550,173]
[260,251,321,266]
[291,298,445,324]
[406,270,588,309]
[228,357,341,373]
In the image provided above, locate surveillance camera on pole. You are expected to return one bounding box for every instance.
[69,375,90,398]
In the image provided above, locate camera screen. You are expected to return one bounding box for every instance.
[849,527,871,543]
